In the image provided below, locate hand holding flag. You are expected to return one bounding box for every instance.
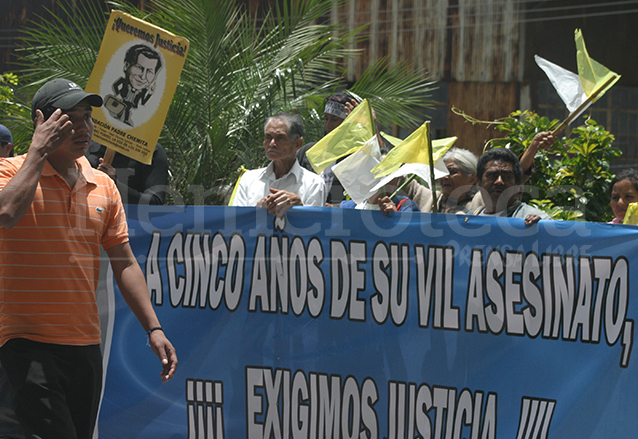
[535,29,620,135]
[371,121,456,213]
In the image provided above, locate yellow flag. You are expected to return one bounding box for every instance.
[379,131,403,148]
[575,29,620,102]
[227,165,249,206]
[306,99,375,173]
[371,121,456,177]
[623,202,638,225]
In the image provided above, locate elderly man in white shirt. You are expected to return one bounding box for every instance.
[231,112,325,217]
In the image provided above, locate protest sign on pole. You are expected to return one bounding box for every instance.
[85,11,188,164]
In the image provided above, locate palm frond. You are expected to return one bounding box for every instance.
[350,58,437,129]
[16,1,107,88]
[7,0,437,204]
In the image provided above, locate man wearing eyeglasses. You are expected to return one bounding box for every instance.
[472,148,551,226]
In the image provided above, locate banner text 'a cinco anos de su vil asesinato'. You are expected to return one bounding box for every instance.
[96,206,636,439]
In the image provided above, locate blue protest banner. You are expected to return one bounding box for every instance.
[96,206,637,439]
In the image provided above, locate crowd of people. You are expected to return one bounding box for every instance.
[232,92,629,228]
[0,79,635,438]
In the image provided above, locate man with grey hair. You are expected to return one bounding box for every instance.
[231,112,325,216]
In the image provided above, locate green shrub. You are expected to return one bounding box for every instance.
[487,110,620,222]
[452,108,621,222]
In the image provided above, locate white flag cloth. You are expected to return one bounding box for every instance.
[332,135,383,205]
[369,160,449,195]
[534,54,589,122]
[333,135,450,205]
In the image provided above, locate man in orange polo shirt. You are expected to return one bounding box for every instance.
[0,78,178,439]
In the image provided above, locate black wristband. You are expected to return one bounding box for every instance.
[146,327,163,345]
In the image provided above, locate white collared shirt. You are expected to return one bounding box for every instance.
[231,160,326,207]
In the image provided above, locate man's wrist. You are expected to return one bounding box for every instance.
[146,326,164,346]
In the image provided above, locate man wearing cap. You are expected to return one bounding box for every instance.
[296,93,353,171]
[0,78,177,439]
[0,124,13,158]
[295,93,356,205]
[296,93,385,205]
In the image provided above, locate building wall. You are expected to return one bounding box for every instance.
[0,0,142,72]
[332,0,524,83]
[330,0,638,168]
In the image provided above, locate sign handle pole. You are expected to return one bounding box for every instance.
[103,148,116,165]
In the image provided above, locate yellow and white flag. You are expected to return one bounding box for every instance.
[332,135,383,205]
[535,29,619,126]
[534,55,587,116]
[575,29,619,101]
[306,99,375,174]
[86,11,188,164]
[372,121,456,177]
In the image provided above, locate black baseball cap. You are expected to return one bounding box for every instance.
[0,124,12,144]
[31,78,103,121]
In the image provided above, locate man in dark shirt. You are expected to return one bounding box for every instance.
[85,141,169,205]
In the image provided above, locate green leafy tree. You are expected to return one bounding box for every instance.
[484,110,620,222]
[9,0,436,204]
[0,73,18,103]
[0,72,32,154]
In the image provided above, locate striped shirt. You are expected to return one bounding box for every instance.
[0,154,129,347]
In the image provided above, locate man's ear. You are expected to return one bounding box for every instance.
[294,137,303,151]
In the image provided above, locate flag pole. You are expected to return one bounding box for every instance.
[366,100,385,197]
[390,174,416,200]
[551,74,619,135]
[364,99,387,155]
[425,121,438,213]
[227,165,249,206]
[366,99,377,141]
[103,148,116,165]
